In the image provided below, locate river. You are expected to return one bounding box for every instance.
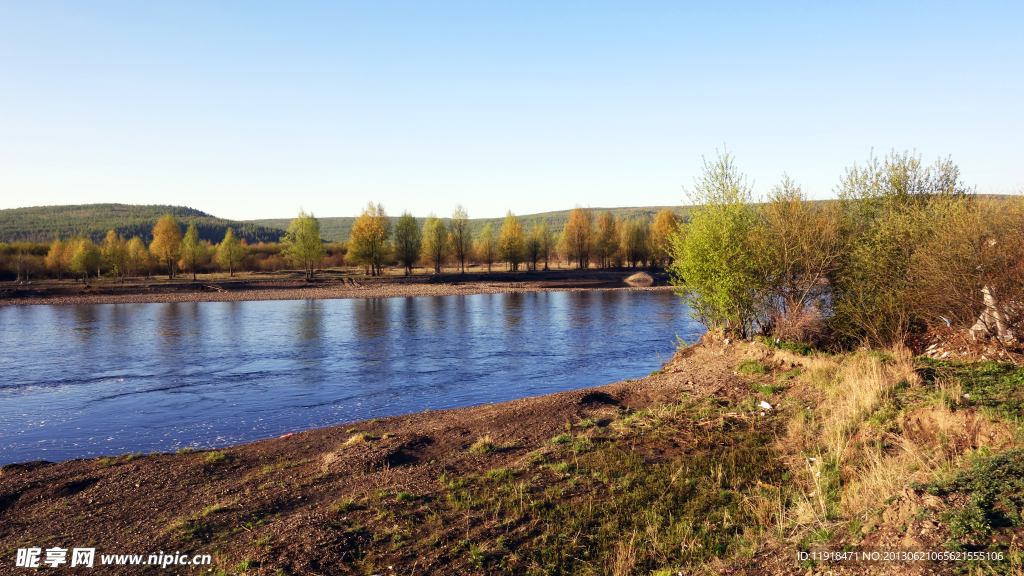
[0,290,701,465]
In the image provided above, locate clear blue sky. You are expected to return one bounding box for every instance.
[1,1,1021,220]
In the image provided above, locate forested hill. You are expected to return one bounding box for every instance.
[0,204,285,244]
[248,206,691,243]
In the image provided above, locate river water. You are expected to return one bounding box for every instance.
[0,290,701,465]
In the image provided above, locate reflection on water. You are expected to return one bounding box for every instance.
[0,290,703,465]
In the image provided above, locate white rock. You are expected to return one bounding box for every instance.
[759,401,773,410]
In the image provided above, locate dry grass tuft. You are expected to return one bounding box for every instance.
[469,435,497,454]
[610,529,637,576]
[343,432,372,447]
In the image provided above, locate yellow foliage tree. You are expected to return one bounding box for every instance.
[650,208,680,267]
[498,211,525,271]
[150,214,182,279]
[45,238,72,280]
[348,203,391,276]
[562,206,594,269]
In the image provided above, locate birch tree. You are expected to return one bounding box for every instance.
[393,212,422,275]
[283,210,327,280]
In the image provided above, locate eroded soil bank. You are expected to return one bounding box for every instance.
[3,339,1023,575]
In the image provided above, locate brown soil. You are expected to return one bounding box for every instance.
[0,269,672,307]
[0,338,754,575]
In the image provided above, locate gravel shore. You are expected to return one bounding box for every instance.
[0,275,674,307]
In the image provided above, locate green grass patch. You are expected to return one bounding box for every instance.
[415,400,786,573]
[763,338,818,356]
[736,360,768,376]
[203,451,227,465]
[550,432,572,445]
[912,447,1024,572]
[778,367,802,380]
[749,382,785,395]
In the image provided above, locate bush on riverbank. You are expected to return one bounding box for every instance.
[669,149,1024,350]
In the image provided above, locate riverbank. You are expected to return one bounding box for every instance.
[0,269,671,307]
[3,339,1019,574]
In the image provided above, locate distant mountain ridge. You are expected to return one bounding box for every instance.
[0,204,285,244]
[6,196,1013,246]
[248,206,691,243]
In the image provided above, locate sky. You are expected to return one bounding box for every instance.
[1,1,1021,221]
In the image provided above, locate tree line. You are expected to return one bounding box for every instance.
[0,204,680,282]
[340,202,679,276]
[668,149,1024,349]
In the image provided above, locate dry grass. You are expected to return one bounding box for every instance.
[779,346,932,528]
[343,432,372,447]
[469,435,497,454]
[610,529,637,576]
[820,349,919,450]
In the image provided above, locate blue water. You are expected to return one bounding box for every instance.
[0,290,701,465]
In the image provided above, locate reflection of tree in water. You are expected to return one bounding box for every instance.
[294,300,327,373]
[567,290,597,332]
[502,292,525,331]
[151,303,202,370]
[296,300,324,342]
[448,295,473,342]
[349,298,393,369]
[354,298,390,339]
[397,297,420,333]
[220,301,245,349]
[70,304,100,345]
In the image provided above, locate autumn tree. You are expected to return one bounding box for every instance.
[150,214,183,279]
[45,238,71,280]
[392,212,422,275]
[498,211,525,271]
[562,206,594,269]
[216,227,246,277]
[126,236,149,277]
[525,221,542,271]
[621,218,651,268]
[476,223,497,272]
[283,209,328,279]
[421,214,450,273]
[69,239,102,284]
[177,223,208,280]
[538,220,553,270]
[594,211,619,268]
[650,208,680,266]
[450,204,472,273]
[102,229,129,282]
[347,204,391,276]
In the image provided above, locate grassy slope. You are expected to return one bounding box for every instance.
[0,204,285,245]
[247,206,692,243]
[312,343,1024,575]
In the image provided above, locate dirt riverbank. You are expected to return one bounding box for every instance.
[0,269,671,307]
[0,339,736,575]
[5,337,1014,575]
